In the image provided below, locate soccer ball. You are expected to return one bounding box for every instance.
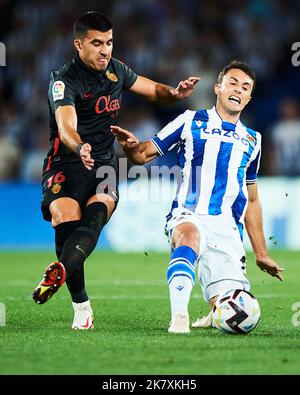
[212,289,260,334]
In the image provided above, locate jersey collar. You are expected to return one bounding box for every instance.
[211,106,243,130]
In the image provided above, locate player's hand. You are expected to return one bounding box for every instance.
[256,256,284,281]
[170,76,201,99]
[80,143,94,170]
[110,125,140,149]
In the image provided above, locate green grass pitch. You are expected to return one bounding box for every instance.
[0,250,299,375]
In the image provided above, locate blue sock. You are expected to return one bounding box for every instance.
[167,246,198,317]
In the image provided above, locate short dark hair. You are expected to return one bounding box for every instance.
[74,11,113,39]
[217,60,256,92]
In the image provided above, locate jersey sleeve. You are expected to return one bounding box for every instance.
[48,73,78,112]
[117,60,138,89]
[246,132,262,184]
[149,111,190,156]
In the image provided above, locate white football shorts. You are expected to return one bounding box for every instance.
[165,207,250,303]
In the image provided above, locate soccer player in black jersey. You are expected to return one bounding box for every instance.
[32,11,200,329]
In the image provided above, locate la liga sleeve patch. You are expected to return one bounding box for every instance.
[52,81,65,101]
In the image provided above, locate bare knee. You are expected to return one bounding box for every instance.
[172,222,200,254]
[50,198,81,227]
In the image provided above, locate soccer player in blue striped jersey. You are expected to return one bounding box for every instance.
[111,60,284,334]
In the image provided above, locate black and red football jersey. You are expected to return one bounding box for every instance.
[45,53,137,169]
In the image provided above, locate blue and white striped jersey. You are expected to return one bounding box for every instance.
[150,106,261,230]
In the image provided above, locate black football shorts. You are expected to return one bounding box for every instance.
[41,161,119,222]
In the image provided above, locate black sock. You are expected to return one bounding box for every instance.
[59,202,108,280]
[55,220,81,259]
[67,269,88,303]
[55,220,88,303]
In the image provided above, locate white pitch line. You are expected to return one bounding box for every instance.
[2,293,298,302]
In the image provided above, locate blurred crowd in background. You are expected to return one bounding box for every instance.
[0,0,300,181]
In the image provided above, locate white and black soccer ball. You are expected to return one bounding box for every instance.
[212,289,260,334]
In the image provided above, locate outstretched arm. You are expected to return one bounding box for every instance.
[245,183,284,281]
[111,125,159,165]
[129,75,200,105]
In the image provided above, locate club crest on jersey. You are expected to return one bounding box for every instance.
[246,134,256,149]
[105,70,118,82]
[52,81,65,101]
[52,183,61,194]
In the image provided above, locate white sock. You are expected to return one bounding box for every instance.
[167,246,197,319]
[169,276,193,318]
